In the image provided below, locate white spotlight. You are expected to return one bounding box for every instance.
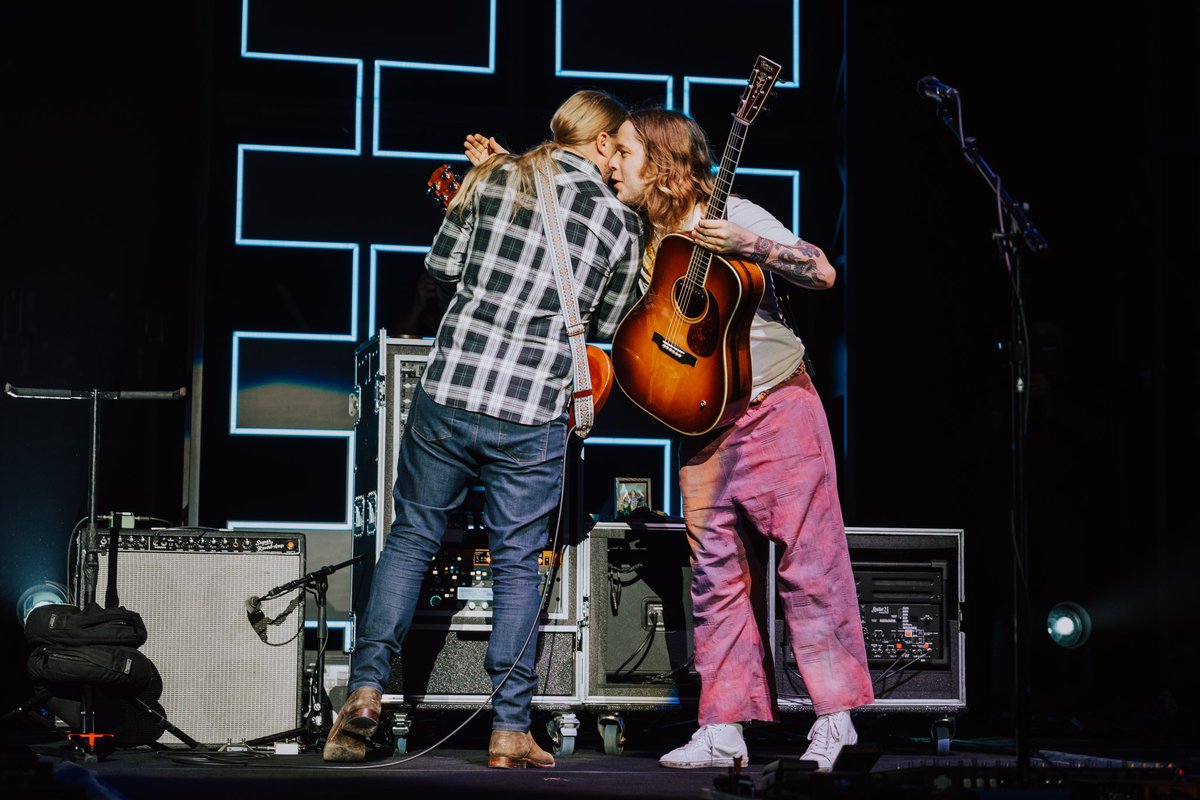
[16,580,70,625]
[1046,601,1091,649]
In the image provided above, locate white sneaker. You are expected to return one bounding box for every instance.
[800,711,857,772]
[659,723,748,769]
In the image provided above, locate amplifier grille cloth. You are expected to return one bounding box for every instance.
[96,549,303,745]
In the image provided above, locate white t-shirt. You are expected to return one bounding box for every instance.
[726,197,806,396]
[638,198,809,397]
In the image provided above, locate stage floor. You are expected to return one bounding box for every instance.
[10,711,1196,800]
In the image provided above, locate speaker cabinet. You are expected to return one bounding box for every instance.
[582,522,699,709]
[351,333,433,624]
[90,529,305,744]
[776,527,966,714]
[582,524,965,715]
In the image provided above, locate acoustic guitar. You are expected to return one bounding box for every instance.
[425,164,615,428]
[611,55,781,435]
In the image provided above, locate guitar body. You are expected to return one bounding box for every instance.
[612,233,765,435]
[587,344,615,413]
[566,344,614,429]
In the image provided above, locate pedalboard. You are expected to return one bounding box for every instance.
[413,526,567,623]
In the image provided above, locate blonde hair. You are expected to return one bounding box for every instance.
[627,108,715,243]
[448,90,627,216]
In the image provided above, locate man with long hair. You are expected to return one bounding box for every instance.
[323,90,642,767]
[608,108,875,772]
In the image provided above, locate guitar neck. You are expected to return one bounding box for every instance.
[704,117,750,222]
[683,54,779,284]
[684,117,749,288]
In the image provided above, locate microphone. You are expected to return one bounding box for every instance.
[917,75,958,103]
[245,596,268,643]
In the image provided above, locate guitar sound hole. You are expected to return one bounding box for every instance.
[673,280,708,319]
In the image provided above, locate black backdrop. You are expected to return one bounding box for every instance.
[2,0,1197,742]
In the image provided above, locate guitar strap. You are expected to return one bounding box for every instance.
[533,161,595,438]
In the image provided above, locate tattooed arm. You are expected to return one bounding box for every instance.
[746,234,835,289]
[692,216,836,290]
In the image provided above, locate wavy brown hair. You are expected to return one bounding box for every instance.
[627,108,715,242]
[448,89,628,216]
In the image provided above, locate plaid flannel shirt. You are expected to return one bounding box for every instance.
[423,149,643,425]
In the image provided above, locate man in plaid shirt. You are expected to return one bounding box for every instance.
[324,91,641,768]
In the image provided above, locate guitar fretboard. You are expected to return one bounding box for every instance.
[685,117,751,290]
[706,118,749,223]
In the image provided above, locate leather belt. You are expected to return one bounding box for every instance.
[749,359,807,406]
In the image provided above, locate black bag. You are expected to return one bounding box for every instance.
[27,644,156,696]
[23,602,147,648]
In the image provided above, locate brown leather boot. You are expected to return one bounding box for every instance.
[488,730,556,769]
[322,687,382,762]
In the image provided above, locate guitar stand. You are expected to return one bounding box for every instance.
[5,687,203,763]
[3,688,104,761]
[243,555,366,751]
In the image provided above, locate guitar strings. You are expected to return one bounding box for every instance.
[665,122,744,344]
[663,120,748,348]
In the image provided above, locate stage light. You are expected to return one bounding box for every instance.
[1046,601,1091,648]
[17,580,70,626]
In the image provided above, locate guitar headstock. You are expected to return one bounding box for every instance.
[426,164,461,211]
[734,55,783,125]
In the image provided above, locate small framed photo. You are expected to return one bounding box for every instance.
[614,477,652,519]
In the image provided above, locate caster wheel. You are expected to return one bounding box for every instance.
[547,713,578,757]
[597,715,625,756]
[931,717,956,756]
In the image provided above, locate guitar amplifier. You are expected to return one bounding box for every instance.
[89,529,305,745]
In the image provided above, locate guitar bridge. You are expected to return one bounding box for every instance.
[652,332,697,366]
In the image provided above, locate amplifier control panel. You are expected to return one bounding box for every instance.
[781,563,948,671]
[94,532,302,555]
[855,564,947,667]
[861,602,943,665]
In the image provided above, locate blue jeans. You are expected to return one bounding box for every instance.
[349,382,568,731]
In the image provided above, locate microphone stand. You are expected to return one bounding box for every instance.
[245,554,366,749]
[923,89,1047,785]
[4,383,187,606]
[5,382,186,761]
